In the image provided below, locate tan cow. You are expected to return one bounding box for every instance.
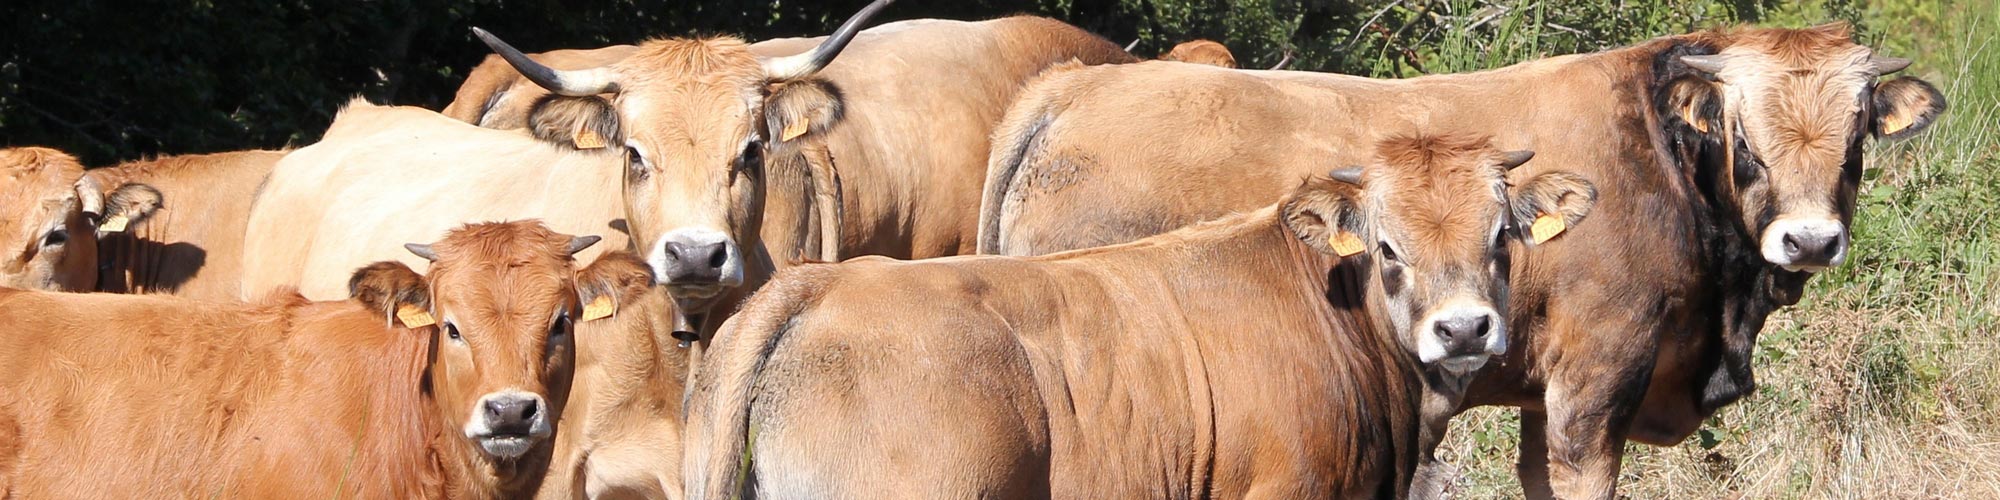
[442,45,638,130]
[1160,39,1237,67]
[472,1,1137,318]
[0,221,641,498]
[977,23,1946,498]
[684,135,1599,499]
[0,147,282,298]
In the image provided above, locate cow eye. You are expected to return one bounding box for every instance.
[550,315,572,339]
[445,323,463,343]
[1377,242,1403,265]
[41,228,67,247]
[739,139,765,172]
[625,148,648,181]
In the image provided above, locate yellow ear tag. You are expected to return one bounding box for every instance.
[780,121,810,142]
[581,295,615,322]
[99,215,129,233]
[1879,114,1913,136]
[1681,108,1710,134]
[572,127,607,150]
[1327,232,1366,257]
[396,304,436,329]
[1531,214,1567,244]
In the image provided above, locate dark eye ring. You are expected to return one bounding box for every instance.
[42,228,67,247]
[446,323,463,342]
[551,315,572,338]
[1378,242,1403,264]
[740,139,765,170]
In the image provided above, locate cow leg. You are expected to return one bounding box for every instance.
[1539,355,1651,499]
[1516,409,1554,499]
[1409,370,1472,499]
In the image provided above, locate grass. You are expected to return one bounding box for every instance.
[1409,0,2000,497]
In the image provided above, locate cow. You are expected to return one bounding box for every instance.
[470,0,1138,326]
[442,45,638,130]
[682,135,1601,499]
[0,220,646,498]
[0,147,284,298]
[975,23,1946,498]
[239,100,630,302]
[1160,39,1237,68]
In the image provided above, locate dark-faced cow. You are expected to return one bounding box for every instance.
[0,221,649,498]
[472,1,1137,325]
[683,135,1599,499]
[976,23,1945,498]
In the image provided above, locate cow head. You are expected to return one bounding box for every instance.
[1665,23,1945,275]
[1284,136,1598,375]
[350,221,649,475]
[1160,39,1237,68]
[0,147,159,291]
[472,0,894,305]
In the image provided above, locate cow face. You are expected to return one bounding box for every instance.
[365,222,611,462]
[1667,24,1945,273]
[1284,136,1598,375]
[0,148,160,291]
[474,0,891,305]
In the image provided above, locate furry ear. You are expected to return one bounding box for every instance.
[96,183,162,234]
[764,78,843,149]
[1663,76,1722,136]
[527,95,622,151]
[348,261,433,329]
[1872,77,1947,140]
[1508,172,1598,246]
[574,251,656,322]
[1281,173,1369,258]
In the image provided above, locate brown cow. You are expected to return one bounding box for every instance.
[1160,39,1238,68]
[0,221,642,498]
[683,135,1600,498]
[977,24,1946,498]
[442,45,638,130]
[472,1,1137,321]
[0,147,281,298]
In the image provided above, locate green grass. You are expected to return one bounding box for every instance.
[1408,0,2000,497]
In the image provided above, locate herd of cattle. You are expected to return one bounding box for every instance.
[0,0,1951,498]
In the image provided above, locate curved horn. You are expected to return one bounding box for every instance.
[1270,50,1294,70]
[762,0,898,81]
[1124,38,1141,52]
[1680,54,1726,74]
[73,174,105,217]
[1499,150,1536,170]
[405,243,439,262]
[566,235,603,256]
[1870,55,1911,75]
[1328,166,1365,185]
[472,27,618,96]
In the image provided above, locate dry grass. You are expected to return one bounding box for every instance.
[1428,0,2000,497]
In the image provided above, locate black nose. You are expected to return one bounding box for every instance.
[483,395,540,435]
[1782,231,1841,267]
[662,240,728,283]
[1433,314,1491,350]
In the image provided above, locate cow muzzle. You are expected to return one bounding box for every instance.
[647,227,745,298]
[1761,217,1847,272]
[465,390,552,459]
[1417,305,1506,374]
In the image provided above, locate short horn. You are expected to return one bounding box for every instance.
[1270,50,1294,70]
[1499,150,1536,170]
[1124,38,1141,52]
[566,235,603,256]
[762,0,897,81]
[472,27,618,96]
[1328,166,1364,185]
[1870,55,1911,75]
[1680,54,1726,74]
[405,243,439,262]
[73,174,105,217]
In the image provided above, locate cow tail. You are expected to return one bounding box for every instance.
[977,62,1092,255]
[686,274,821,500]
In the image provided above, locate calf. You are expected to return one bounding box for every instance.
[684,135,1598,498]
[0,221,646,498]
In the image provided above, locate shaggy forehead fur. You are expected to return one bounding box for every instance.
[1369,135,1507,262]
[609,36,765,150]
[426,220,583,321]
[1712,23,1876,173]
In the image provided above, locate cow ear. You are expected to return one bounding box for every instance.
[765,78,844,149]
[97,183,163,235]
[574,251,656,323]
[527,95,621,151]
[1282,171,1370,259]
[348,261,433,329]
[1508,172,1598,247]
[1663,76,1722,137]
[1872,77,1946,140]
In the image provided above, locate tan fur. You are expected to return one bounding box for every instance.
[81,150,285,299]
[1160,39,1237,68]
[0,147,98,291]
[444,46,638,129]
[979,23,1942,500]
